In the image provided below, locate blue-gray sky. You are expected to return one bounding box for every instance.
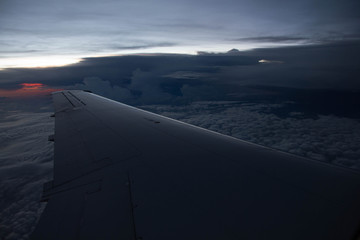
[1,0,359,68]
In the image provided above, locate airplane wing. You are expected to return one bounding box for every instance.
[31,90,360,240]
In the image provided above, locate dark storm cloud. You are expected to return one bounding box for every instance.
[191,40,360,95]
[0,51,258,103]
[0,40,359,104]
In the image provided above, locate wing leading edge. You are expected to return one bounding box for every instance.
[31,90,360,240]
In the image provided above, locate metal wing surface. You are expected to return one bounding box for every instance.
[31,90,360,240]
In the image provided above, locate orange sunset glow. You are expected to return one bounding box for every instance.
[0,83,62,98]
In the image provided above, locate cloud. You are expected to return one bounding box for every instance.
[112,42,177,50]
[180,84,224,102]
[214,41,360,89]
[70,72,176,104]
[258,59,284,64]
[0,111,54,240]
[234,36,309,43]
[163,71,209,80]
[0,50,40,54]
[1,40,359,94]
[73,77,133,102]
[197,48,245,56]
[2,0,360,66]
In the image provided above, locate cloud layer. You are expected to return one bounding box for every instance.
[0,111,54,240]
[1,41,360,106]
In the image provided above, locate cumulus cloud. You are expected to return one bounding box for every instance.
[73,77,133,102]
[140,102,360,170]
[70,71,175,104]
[129,69,174,104]
[0,111,54,240]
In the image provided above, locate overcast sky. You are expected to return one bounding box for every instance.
[1,0,359,68]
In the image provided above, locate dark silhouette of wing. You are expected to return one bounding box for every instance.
[31,90,360,240]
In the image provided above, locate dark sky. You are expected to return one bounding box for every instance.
[0,0,359,68]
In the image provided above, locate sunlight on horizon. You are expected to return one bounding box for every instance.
[0,83,62,98]
[0,42,303,69]
[0,56,82,69]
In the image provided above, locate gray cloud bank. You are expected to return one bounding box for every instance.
[1,41,360,103]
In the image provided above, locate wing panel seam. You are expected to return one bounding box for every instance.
[61,92,75,107]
